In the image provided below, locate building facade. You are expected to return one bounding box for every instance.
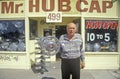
[0,0,120,69]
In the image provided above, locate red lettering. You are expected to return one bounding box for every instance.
[109,21,118,30]
[58,0,71,12]
[15,3,23,13]
[29,0,39,12]
[0,0,113,13]
[109,22,114,29]
[93,21,102,29]
[86,21,118,30]
[89,1,101,13]
[113,22,118,29]
[42,0,54,11]
[102,1,113,13]
[86,21,93,29]
[76,0,88,12]
[103,22,109,29]
[2,2,14,13]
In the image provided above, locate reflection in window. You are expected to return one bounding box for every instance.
[85,20,118,52]
[0,20,25,51]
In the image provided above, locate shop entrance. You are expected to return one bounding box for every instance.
[55,25,67,39]
[29,17,81,61]
[55,25,67,59]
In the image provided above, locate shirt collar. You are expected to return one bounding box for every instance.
[63,33,78,40]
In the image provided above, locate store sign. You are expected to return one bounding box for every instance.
[85,20,118,52]
[0,0,113,14]
[29,0,113,13]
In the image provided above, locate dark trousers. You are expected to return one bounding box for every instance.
[61,57,80,79]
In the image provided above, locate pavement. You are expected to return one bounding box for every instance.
[0,61,120,79]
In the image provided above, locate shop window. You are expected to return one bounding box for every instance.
[29,19,38,40]
[0,20,25,51]
[85,20,118,52]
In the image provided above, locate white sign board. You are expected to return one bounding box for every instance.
[46,12,62,23]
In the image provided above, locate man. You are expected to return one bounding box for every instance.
[59,22,85,79]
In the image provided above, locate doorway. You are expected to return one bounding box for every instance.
[55,25,67,59]
[55,25,67,39]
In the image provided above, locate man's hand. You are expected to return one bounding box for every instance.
[81,62,85,69]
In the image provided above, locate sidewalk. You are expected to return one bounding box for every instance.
[0,61,120,79]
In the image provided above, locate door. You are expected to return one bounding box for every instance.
[55,25,67,59]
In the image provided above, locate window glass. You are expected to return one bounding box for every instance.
[85,20,118,52]
[29,19,38,40]
[0,20,25,51]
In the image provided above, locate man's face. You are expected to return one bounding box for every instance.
[67,23,77,37]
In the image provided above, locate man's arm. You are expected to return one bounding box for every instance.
[80,48,85,69]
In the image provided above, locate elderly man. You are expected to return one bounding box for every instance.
[59,22,85,79]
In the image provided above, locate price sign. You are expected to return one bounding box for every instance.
[46,12,62,23]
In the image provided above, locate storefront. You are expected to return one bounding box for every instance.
[0,0,120,69]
